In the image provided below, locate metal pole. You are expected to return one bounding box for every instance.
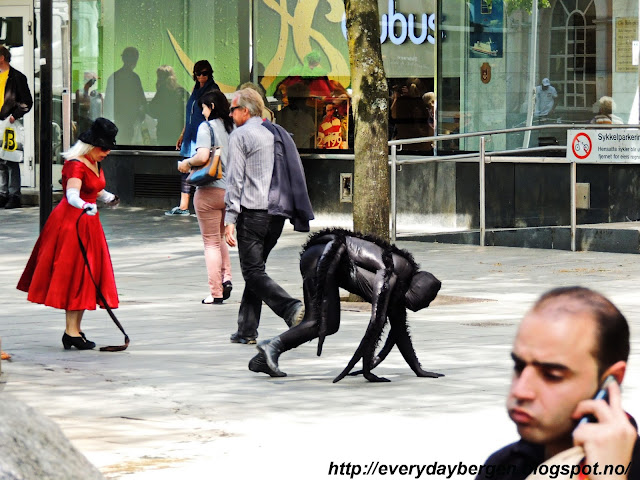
[523,0,539,148]
[61,18,71,152]
[39,0,53,230]
[391,144,397,242]
[479,136,486,247]
[570,160,577,252]
[250,0,257,84]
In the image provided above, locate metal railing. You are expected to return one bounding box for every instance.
[388,123,640,251]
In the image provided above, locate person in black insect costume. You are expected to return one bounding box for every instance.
[249,228,444,382]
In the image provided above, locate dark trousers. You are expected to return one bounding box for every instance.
[0,159,21,197]
[235,209,301,339]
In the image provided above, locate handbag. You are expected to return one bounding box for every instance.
[186,122,222,186]
[0,117,25,163]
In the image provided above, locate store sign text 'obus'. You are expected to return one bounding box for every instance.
[342,0,436,46]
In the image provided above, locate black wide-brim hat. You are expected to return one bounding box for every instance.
[78,117,118,149]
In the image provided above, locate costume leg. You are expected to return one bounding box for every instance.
[249,243,342,378]
[360,275,394,382]
[371,330,395,368]
[278,243,343,351]
[314,239,346,355]
[333,267,394,383]
[348,329,395,376]
[390,307,444,378]
[278,244,328,350]
[263,238,344,360]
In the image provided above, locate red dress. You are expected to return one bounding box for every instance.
[17,160,119,310]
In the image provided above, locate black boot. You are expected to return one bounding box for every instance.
[254,337,287,377]
[4,195,21,209]
[0,195,8,208]
[248,352,284,377]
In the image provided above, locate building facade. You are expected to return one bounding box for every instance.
[2,0,639,228]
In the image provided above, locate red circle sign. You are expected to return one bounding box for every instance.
[572,132,592,160]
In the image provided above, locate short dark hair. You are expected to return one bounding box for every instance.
[533,286,630,376]
[192,59,213,82]
[0,45,11,63]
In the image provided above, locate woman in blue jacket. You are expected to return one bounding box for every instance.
[166,60,220,215]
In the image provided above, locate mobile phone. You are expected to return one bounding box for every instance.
[576,375,617,426]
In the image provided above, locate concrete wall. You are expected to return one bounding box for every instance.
[455,161,640,229]
[103,152,640,229]
[101,153,458,227]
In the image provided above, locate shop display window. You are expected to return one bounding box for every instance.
[71,0,243,147]
[438,0,639,153]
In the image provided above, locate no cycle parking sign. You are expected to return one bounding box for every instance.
[567,129,640,163]
[571,132,592,159]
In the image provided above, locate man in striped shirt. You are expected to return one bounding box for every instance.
[224,88,304,345]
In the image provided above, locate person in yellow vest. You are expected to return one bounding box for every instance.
[0,45,33,209]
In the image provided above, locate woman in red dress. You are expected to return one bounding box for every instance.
[17,118,120,350]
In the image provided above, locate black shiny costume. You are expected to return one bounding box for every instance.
[249,228,443,382]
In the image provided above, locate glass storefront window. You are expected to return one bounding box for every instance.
[71,0,243,147]
[255,0,352,151]
[255,0,436,153]
[68,0,439,152]
[66,0,639,153]
[439,0,639,153]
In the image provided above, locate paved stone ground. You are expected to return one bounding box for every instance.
[1,207,639,479]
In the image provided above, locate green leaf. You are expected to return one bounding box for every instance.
[505,0,551,15]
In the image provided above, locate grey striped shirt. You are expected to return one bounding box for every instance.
[224,116,275,224]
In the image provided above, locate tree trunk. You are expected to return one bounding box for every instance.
[344,0,390,242]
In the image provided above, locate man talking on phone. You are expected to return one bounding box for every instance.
[477,287,639,480]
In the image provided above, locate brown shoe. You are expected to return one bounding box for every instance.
[230,332,257,344]
[290,304,305,328]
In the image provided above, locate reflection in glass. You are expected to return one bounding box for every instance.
[148,65,188,144]
[104,47,147,145]
[275,82,316,149]
[270,73,351,151]
[389,77,434,153]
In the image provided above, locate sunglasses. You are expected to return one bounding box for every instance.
[229,105,245,113]
[195,71,210,76]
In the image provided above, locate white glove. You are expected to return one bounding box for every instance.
[67,187,98,215]
[98,190,120,208]
[83,203,98,215]
[97,190,115,203]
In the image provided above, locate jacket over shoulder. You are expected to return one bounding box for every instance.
[262,119,314,232]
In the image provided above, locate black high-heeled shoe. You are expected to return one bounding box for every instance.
[62,332,96,350]
[222,281,233,300]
